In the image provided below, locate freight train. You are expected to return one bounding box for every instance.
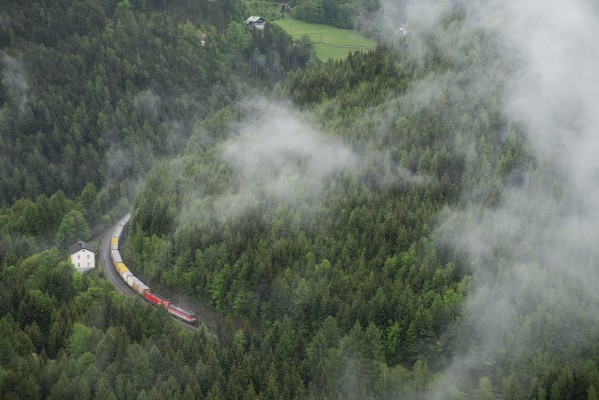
[111,215,198,325]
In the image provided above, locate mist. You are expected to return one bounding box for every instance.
[223,100,355,197]
[377,0,599,394]
[133,89,161,118]
[1,51,29,110]
[195,98,358,221]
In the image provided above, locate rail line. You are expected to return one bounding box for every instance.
[99,216,198,332]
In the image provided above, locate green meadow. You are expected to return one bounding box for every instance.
[273,17,376,61]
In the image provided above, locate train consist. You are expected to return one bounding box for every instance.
[111,214,198,325]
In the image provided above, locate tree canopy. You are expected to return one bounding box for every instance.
[1,1,598,399]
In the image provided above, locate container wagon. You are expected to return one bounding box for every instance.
[111,214,197,326]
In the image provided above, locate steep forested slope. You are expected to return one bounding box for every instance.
[129,6,599,398]
[0,0,313,205]
[3,0,599,399]
[0,0,314,262]
[128,12,516,397]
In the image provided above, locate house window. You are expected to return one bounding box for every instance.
[87,254,90,259]
[78,255,80,259]
[87,263,90,267]
[78,263,80,267]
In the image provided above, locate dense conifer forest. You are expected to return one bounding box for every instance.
[2,0,599,399]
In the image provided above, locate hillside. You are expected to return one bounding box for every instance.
[2,0,599,399]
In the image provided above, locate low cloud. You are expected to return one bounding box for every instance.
[1,52,29,110]
[107,144,134,181]
[374,0,599,394]
[375,0,453,37]
[133,89,161,117]
[177,97,428,231]
[215,99,357,217]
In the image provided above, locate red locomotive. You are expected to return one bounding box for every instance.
[144,291,197,325]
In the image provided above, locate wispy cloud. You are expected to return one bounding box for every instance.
[215,98,357,217]
[376,0,599,393]
[1,52,29,110]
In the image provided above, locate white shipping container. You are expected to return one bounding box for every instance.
[111,250,122,264]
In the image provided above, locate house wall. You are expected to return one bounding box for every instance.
[71,249,95,272]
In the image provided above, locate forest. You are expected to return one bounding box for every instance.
[2,0,599,399]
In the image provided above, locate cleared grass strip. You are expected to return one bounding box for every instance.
[273,17,376,60]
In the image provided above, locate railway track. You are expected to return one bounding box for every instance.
[100,222,136,296]
[99,217,198,332]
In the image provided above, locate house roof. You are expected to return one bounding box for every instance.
[69,240,95,254]
[246,16,265,24]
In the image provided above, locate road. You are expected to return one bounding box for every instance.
[99,217,198,333]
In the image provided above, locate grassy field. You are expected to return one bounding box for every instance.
[273,17,376,61]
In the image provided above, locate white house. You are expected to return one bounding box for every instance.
[69,240,96,273]
[246,16,265,30]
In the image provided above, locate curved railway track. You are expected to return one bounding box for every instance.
[99,217,198,333]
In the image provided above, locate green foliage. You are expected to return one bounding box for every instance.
[286,44,404,104]
[0,0,319,267]
[55,210,91,248]
[293,0,364,29]
[124,4,599,397]
[129,28,484,400]
[244,22,316,83]
[0,0,310,206]
[1,1,597,399]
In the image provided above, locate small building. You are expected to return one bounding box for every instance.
[396,23,408,35]
[69,240,96,273]
[246,16,265,30]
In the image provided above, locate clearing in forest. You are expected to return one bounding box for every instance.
[274,17,376,61]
